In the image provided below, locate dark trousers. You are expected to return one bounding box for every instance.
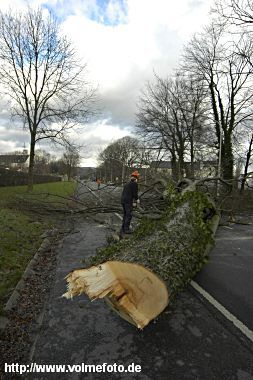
[121,202,133,232]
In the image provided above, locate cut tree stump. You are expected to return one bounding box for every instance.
[63,261,169,329]
[63,180,220,329]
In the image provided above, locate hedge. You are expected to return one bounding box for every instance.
[0,168,61,187]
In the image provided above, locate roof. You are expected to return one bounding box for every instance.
[0,154,29,164]
[202,160,218,167]
[184,162,201,170]
[150,161,172,169]
[150,160,217,170]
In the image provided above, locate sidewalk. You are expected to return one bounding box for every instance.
[28,218,253,380]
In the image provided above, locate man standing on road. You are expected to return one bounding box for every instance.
[96,178,102,189]
[120,171,140,235]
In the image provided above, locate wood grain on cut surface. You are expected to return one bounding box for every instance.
[63,261,169,329]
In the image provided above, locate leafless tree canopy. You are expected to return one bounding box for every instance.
[214,0,253,26]
[0,7,96,189]
[135,73,210,180]
[211,0,253,185]
[62,145,81,181]
[98,136,152,183]
[182,22,253,180]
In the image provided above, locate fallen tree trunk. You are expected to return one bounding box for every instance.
[64,261,169,329]
[63,181,220,329]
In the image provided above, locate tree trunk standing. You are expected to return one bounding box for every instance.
[27,135,36,191]
[121,163,125,185]
[209,82,221,147]
[184,160,192,179]
[241,133,253,192]
[209,82,234,181]
[67,166,72,181]
[189,139,195,178]
[167,141,179,182]
[178,153,185,179]
[222,131,233,180]
[0,8,95,192]
[171,153,178,182]
[168,140,180,182]
[110,161,113,182]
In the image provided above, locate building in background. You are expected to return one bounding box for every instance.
[0,149,29,171]
[150,160,218,178]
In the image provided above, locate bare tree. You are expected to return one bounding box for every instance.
[33,149,51,174]
[182,22,253,180]
[240,131,253,191]
[168,73,210,177]
[214,0,253,26]
[136,73,209,181]
[98,136,145,183]
[0,7,96,190]
[62,145,80,181]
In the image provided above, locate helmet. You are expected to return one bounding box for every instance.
[131,170,140,178]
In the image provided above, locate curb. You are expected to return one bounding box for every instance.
[0,229,58,331]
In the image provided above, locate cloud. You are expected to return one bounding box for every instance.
[69,119,133,165]
[60,0,213,126]
[0,0,214,165]
[0,125,27,153]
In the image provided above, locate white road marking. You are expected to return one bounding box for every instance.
[216,236,253,241]
[212,254,253,257]
[114,212,123,221]
[190,280,253,343]
[113,207,253,342]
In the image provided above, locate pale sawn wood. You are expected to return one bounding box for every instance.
[62,260,169,329]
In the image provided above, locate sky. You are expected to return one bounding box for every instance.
[0,0,214,166]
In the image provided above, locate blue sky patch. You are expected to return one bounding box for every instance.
[88,0,128,26]
[41,1,73,23]
[41,0,128,26]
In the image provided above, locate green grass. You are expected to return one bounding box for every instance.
[0,181,76,207]
[0,181,76,313]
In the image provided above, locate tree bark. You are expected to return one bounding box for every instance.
[171,147,178,182]
[63,182,220,328]
[241,133,253,192]
[222,131,234,180]
[27,134,36,192]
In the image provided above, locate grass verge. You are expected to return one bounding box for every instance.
[0,181,76,313]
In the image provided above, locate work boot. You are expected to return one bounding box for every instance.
[124,229,133,234]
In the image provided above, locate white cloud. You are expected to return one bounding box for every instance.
[69,119,133,166]
[0,0,214,165]
[0,125,27,152]
[80,119,131,140]
[61,0,213,120]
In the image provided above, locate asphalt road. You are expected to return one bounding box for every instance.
[195,222,253,332]
[76,180,122,206]
[79,181,253,334]
[30,219,253,380]
[26,182,253,379]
